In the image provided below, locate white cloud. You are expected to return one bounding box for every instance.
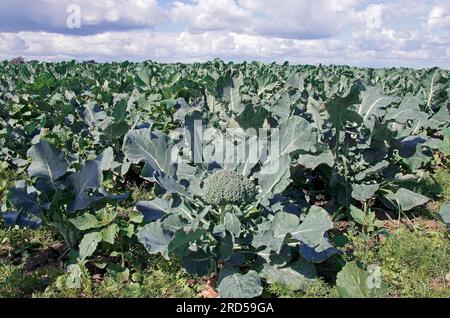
[0,0,168,34]
[0,30,347,63]
[172,0,251,33]
[0,0,448,69]
[428,6,450,30]
[172,0,360,39]
[347,0,449,67]
[1,28,446,69]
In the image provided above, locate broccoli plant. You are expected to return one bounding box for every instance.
[122,110,339,298]
[1,141,128,257]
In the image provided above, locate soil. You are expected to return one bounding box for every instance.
[23,242,64,273]
[412,219,444,232]
[199,274,219,298]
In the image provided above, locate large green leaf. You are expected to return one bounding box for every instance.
[422,69,440,110]
[123,129,176,177]
[215,231,234,261]
[325,84,361,130]
[306,97,326,134]
[256,155,291,207]
[70,213,101,231]
[222,73,243,113]
[291,206,333,247]
[154,171,194,201]
[137,221,172,258]
[278,117,318,156]
[82,102,107,127]
[439,127,450,155]
[385,93,421,124]
[298,151,334,170]
[259,259,317,290]
[355,87,396,128]
[271,92,294,119]
[252,212,300,253]
[168,228,206,257]
[235,104,269,130]
[181,250,216,276]
[271,212,301,241]
[112,98,128,122]
[354,161,388,181]
[396,188,429,211]
[235,135,264,177]
[104,122,130,142]
[224,212,241,237]
[256,245,292,266]
[438,204,450,228]
[27,141,68,183]
[95,147,114,171]
[67,160,103,212]
[79,232,103,260]
[135,198,171,222]
[429,105,450,129]
[7,181,40,214]
[217,270,263,298]
[336,262,388,298]
[252,228,285,253]
[299,237,340,263]
[351,183,379,202]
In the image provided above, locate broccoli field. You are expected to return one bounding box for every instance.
[0,59,449,298]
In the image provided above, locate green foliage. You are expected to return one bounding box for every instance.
[0,227,64,298]
[131,120,336,297]
[345,223,450,298]
[379,226,450,297]
[0,162,16,203]
[438,204,450,228]
[434,167,450,203]
[336,262,388,298]
[1,60,449,298]
[400,166,450,204]
[2,142,127,256]
[0,226,56,254]
[0,225,198,298]
[265,279,337,298]
[0,263,62,298]
[35,257,199,298]
[131,184,155,202]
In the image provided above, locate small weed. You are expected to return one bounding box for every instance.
[36,256,200,298]
[0,162,16,203]
[265,279,337,298]
[131,184,155,202]
[0,262,62,298]
[380,226,450,297]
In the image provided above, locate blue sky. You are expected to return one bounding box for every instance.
[0,0,449,68]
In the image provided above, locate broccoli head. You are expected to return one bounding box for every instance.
[202,170,258,207]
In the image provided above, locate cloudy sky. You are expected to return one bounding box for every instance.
[0,0,449,68]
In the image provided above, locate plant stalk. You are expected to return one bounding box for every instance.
[219,205,226,225]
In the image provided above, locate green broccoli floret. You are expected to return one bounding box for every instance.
[202,170,258,223]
